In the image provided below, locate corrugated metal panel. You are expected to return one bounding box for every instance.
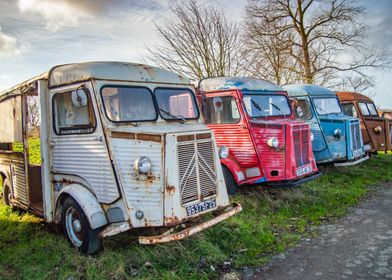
[111,138,163,226]
[12,163,28,205]
[209,126,258,167]
[251,125,285,180]
[52,134,119,204]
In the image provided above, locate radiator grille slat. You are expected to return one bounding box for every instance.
[350,121,361,151]
[293,124,311,167]
[178,136,217,205]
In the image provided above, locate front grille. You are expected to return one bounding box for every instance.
[177,135,217,204]
[350,121,362,151]
[293,124,311,167]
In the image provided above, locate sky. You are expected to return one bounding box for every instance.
[0,0,391,108]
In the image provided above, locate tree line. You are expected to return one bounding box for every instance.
[146,0,390,94]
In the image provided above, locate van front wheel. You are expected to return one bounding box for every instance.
[222,166,238,195]
[62,197,102,254]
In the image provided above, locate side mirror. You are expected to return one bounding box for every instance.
[71,88,88,108]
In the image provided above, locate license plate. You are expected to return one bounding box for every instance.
[296,165,312,177]
[186,198,216,216]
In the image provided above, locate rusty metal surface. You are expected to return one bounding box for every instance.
[48,62,190,88]
[98,222,131,238]
[138,203,242,244]
[110,136,164,227]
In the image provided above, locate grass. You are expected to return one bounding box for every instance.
[0,154,392,279]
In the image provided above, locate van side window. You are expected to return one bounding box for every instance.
[359,102,370,116]
[204,96,240,124]
[341,103,358,118]
[366,103,378,116]
[53,88,96,135]
[293,99,312,120]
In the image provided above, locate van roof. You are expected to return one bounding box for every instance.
[283,84,336,97]
[199,77,283,92]
[0,61,190,101]
[336,91,373,102]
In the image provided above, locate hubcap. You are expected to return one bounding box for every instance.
[65,207,83,248]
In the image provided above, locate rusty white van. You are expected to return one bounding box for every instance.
[0,62,241,254]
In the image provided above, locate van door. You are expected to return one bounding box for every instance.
[202,91,259,168]
[49,82,119,204]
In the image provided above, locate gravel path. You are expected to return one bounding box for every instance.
[244,182,392,280]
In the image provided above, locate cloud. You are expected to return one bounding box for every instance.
[17,0,170,31]
[0,27,21,57]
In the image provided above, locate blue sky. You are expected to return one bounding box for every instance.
[0,0,391,108]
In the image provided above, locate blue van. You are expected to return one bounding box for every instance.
[284,84,368,165]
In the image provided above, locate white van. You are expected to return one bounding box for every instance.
[0,62,241,254]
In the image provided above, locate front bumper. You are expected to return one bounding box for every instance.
[334,156,369,167]
[138,203,242,245]
[263,171,322,188]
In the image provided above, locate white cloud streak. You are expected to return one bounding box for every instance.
[0,27,22,57]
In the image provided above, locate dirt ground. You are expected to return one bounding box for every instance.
[243,182,392,280]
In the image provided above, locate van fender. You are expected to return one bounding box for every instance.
[221,158,244,184]
[0,166,11,182]
[55,184,108,230]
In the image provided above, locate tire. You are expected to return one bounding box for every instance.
[2,179,12,207]
[61,197,102,254]
[222,166,238,195]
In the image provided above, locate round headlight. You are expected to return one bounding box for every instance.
[134,156,152,174]
[374,126,382,133]
[334,128,342,137]
[310,132,314,141]
[267,137,279,148]
[219,145,229,159]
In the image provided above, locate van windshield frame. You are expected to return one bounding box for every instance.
[242,92,292,118]
[313,97,342,116]
[100,85,158,123]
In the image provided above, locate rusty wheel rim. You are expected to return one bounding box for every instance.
[65,207,83,248]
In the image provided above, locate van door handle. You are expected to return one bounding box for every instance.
[50,142,55,148]
[94,136,103,142]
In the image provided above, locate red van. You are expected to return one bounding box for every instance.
[198,77,320,194]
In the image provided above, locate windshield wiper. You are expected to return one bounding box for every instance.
[315,105,329,115]
[159,108,187,123]
[250,99,266,118]
[270,103,287,117]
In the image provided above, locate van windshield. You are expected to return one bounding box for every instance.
[101,86,157,122]
[155,88,199,120]
[313,97,342,115]
[242,93,291,118]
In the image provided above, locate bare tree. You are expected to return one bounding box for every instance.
[27,96,40,129]
[244,0,389,87]
[146,0,244,80]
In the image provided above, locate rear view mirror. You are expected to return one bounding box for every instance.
[71,89,88,108]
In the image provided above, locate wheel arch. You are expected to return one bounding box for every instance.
[220,158,243,184]
[54,184,108,230]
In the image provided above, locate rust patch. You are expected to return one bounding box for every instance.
[196,133,211,140]
[111,131,136,139]
[166,185,175,193]
[177,135,195,142]
[138,203,242,244]
[137,134,162,142]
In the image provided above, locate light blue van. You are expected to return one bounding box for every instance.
[284,84,368,165]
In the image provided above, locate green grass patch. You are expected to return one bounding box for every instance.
[1,154,392,279]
